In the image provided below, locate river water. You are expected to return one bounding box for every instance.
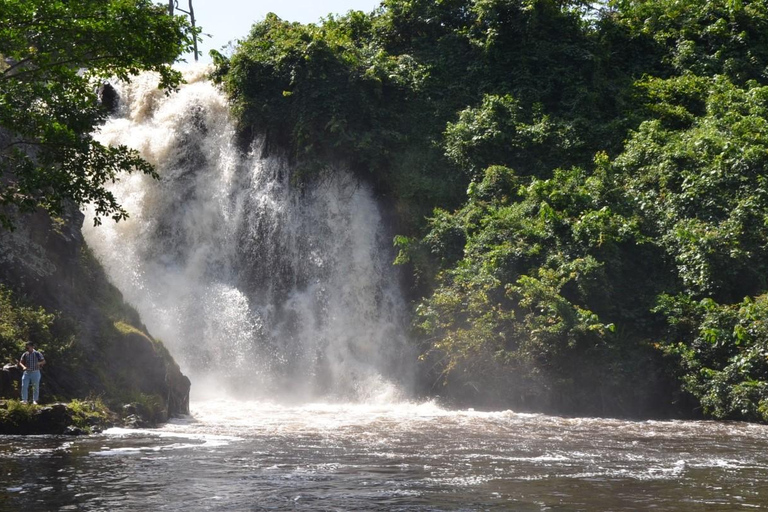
[2,400,767,511]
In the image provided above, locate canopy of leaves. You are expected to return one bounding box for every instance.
[610,0,768,83]
[219,0,768,420]
[618,75,768,300]
[214,0,619,226]
[0,0,196,229]
[655,293,768,422]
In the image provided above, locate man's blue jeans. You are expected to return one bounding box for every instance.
[21,370,41,403]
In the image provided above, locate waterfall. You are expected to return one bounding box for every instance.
[83,67,413,402]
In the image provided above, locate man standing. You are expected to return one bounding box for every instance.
[19,342,45,405]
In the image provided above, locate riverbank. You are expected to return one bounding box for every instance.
[0,399,169,436]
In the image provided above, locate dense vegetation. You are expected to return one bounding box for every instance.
[214,0,768,421]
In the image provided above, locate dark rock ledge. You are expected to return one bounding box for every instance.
[0,398,180,435]
[0,401,112,435]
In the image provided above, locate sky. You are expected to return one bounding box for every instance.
[180,0,383,62]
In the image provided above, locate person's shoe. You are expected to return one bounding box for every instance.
[32,401,38,405]
[20,401,27,404]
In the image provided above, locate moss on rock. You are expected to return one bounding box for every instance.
[0,399,113,435]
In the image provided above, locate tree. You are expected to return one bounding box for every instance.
[609,0,768,84]
[215,0,768,419]
[0,0,197,229]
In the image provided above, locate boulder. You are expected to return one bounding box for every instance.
[0,364,21,399]
[107,330,191,420]
[36,403,71,433]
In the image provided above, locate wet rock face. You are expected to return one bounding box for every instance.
[98,82,120,115]
[0,206,84,298]
[108,331,191,419]
[167,367,191,416]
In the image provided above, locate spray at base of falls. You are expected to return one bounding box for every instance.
[84,67,414,402]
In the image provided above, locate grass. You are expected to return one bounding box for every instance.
[68,398,111,432]
[113,321,145,337]
[0,399,37,429]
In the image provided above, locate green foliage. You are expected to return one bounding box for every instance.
[134,393,165,420]
[0,284,56,364]
[0,399,36,426]
[414,164,659,412]
[67,398,111,432]
[617,76,768,299]
[220,0,768,419]
[610,0,768,83]
[216,10,458,221]
[656,295,768,422]
[444,95,581,179]
[215,0,629,224]
[0,0,197,229]
[0,398,112,433]
[416,75,768,415]
[110,392,165,425]
[0,284,81,385]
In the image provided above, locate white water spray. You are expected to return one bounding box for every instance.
[84,67,413,402]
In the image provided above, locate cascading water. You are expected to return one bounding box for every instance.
[83,67,413,402]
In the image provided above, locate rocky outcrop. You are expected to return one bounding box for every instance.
[107,328,191,419]
[0,401,112,435]
[98,82,120,115]
[0,207,191,418]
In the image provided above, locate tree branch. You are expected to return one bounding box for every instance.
[1,57,34,77]
[1,54,126,81]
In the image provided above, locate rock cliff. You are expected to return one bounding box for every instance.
[0,205,190,419]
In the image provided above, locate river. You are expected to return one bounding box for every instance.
[2,400,767,511]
